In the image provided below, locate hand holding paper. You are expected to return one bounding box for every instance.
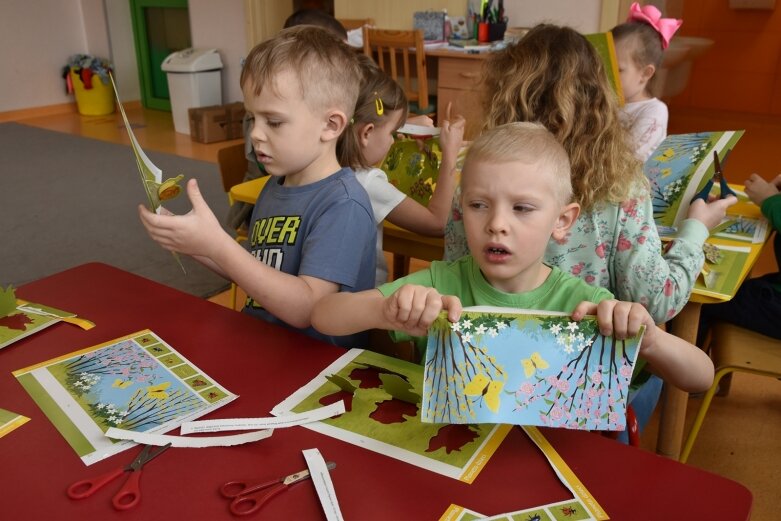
[686,195,738,230]
[383,284,462,337]
[138,178,232,260]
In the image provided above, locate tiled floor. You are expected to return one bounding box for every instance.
[11,103,780,520]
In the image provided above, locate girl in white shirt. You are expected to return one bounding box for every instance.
[613,2,682,161]
[338,56,465,285]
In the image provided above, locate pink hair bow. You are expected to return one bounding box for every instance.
[627,2,682,49]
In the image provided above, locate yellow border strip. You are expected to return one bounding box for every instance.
[12,329,150,376]
[0,414,30,438]
[460,424,512,483]
[523,426,609,520]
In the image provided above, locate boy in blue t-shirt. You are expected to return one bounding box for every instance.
[139,26,376,347]
[312,122,714,393]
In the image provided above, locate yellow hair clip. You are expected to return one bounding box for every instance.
[374,92,384,116]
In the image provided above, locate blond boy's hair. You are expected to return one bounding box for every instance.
[464,122,573,205]
[240,25,361,116]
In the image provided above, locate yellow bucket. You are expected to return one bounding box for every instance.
[71,68,115,116]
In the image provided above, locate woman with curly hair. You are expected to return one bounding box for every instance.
[445,23,733,323]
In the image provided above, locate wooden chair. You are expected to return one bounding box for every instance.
[338,17,374,31]
[217,142,250,310]
[362,27,432,115]
[680,322,781,463]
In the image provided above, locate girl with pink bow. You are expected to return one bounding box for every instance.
[613,2,683,161]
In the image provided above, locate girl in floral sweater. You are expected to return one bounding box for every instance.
[443,24,734,439]
[445,24,734,324]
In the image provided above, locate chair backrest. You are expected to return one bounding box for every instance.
[338,17,374,31]
[362,27,429,111]
[217,142,248,192]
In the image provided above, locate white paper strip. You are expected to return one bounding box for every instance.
[302,448,344,521]
[397,123,440,136]
[105,427,273,447]
[180,401,345,434]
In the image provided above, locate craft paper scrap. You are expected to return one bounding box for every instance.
[645,131,744,230]
[13,330,237,465]
[273,349,511,483]
[0,408,30,438]
[181,401,345,434]
[109,72,185,272]
[105,426,273,448]
[441,498,599,521]
[712,215,770,244]
[1,294,94,350]
[303,448,344,521]
[439,427,607,521]
[695,244,753,300]
[523,426,607,520]
[422,307,643,430]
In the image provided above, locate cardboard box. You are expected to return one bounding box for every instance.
[188,102,245,143]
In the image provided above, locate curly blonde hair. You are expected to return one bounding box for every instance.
[481,24,645,210]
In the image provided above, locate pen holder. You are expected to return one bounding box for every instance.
[477,22,490,42]
[488,22,507,42]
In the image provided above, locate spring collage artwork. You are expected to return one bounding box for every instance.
[422,307,644,431]
[14,330,236,465]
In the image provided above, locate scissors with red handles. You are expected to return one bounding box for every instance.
[220,461,336,516]
[692,150,738,202]
[67,443,172,510]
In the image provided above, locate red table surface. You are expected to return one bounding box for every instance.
[1,263,752,520]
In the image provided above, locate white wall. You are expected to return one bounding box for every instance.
[0,0,247,113]
[105,0,141,102]
[0,0,89,111]
[504,0,602,33]
[189,0,246,104]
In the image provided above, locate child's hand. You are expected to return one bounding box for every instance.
[438,102,466,169]
[686,195,738,229]
[138,178,226,258]
[745,173,780,206]
[383,284,462,337]
[571,300,656,350]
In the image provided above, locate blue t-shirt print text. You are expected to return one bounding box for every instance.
[249,214,301,271]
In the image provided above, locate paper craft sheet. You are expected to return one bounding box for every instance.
[422,307,643,431]
[272,349,511,483]
[0,299,93,350]
[695,244,753,300]
[13,330,236,465]
[712,215,770,244]
[439,426,608,521]
[645,131,744,230]
[0,407,30,438]
[109,74,185,271]
[585,32,624,105]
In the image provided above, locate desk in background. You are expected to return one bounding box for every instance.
[1,263,753,520]
[425,48,488,139]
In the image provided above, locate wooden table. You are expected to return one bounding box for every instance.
[1,263,753,519]
[656,196,770,460]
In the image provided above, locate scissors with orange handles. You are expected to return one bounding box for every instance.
[220,461,336,516]
[67,443,172,510]
[692,150,738,202]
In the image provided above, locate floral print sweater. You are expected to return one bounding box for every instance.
[444,188,708,323]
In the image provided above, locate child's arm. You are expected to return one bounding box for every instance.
[572,300,714,393]
[386,103,465,236]
[312,284,462,338]
[610,194,727,323]
[139,179,340,329]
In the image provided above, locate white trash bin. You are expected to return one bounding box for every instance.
[161,48,223,134]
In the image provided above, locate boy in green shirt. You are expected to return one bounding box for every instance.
[312,122,714,393]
